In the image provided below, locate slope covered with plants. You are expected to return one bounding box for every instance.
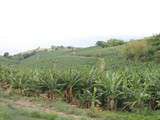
[0,34,160,119]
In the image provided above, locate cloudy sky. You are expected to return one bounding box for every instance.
[0,0,160,55]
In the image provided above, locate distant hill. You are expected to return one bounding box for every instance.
[0,56,16,66]
[0,34,160,70]
[0,45,127,71]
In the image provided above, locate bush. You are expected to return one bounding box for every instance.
[13,51,37,60]
[3,52,9,58]
[96,41,107,48]
[148,34,160,51]
[96,39,125,48]
[123,40,149,60]
[106,39,125,47]
[154,50,160,63]
[147,34,160,61]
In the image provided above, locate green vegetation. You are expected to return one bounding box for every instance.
[0,105,58,120]
[3,52,10,58]
[1,34,160,119]
[96,39,125,48]
[1,92,160,120]
[122,40,149,61]
[0,63,160,112]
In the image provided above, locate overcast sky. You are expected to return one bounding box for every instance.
[0,0,160,55]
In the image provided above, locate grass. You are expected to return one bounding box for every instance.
[12,45,129,71]
[0,104,58,120]
[14,50,97,70]
[0,89,73,120]
[0,90,84,120]
[0,56,16,66]
[87,110,160,120]
[48,100,88,116]
[1,97,160,120]
[0,45,141,71]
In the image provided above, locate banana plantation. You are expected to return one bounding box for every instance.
[0,63,160,112]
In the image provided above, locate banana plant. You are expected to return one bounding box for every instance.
[76,67,100,108]
[97,71,123,111]
[9,71,31,95]
[38,69,63,100]
[62,69,81,103]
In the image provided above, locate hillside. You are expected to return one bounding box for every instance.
[1,34,160,71]
[1,35,160,120]
[0,56,17,66]
[0,45,127,71]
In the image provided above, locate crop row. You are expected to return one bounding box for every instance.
[0,64,160,112]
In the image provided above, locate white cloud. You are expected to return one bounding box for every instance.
[0,0,160,54]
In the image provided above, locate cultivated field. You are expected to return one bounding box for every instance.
[0,35,160,120]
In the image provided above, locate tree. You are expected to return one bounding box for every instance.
[3,52,9,57]
[96,39,125,48]
[106,39,125,47]
[60,45,64,48]
[51,45,55,49]
[96,41,106,48]
[67,46,73,49]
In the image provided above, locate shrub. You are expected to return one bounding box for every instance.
[147,34,160,61]
[96,39,125,48]
[96,41,107,48]
[123,40,149,61]
[3,52,9,58]
[106,39,125,47]
[148,34,160,51]
[154,50,160,63]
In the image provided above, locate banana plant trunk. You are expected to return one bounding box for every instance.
[47,91,55,100]
[107,96,117,111]
[149,97,158,111]
[64,87,74,103]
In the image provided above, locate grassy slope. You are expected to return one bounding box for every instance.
[2,45,127,71]
[2,37,158,70]
[0,56,17,66]
[1,91,160,120]
[1,45,160,120]
[76,46,128,69]
[0,105,55,120]
[13,48,98,70]
[0,90,80,120]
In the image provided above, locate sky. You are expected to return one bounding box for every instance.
[0,0,160,55]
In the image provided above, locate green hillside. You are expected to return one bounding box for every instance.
[1,34,160,72]
[1,35,160,120]
[0,45,127,71]
[0,56,16,66]
[0,37,158,71]
[11,49,97,70]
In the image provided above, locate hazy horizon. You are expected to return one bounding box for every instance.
[1,0,160,55]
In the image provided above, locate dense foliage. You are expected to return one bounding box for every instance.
[122,40,149,61]
[0,63,160,112]
[1,34,160,115]
[3,52,10,57]
[96,39,125,48]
